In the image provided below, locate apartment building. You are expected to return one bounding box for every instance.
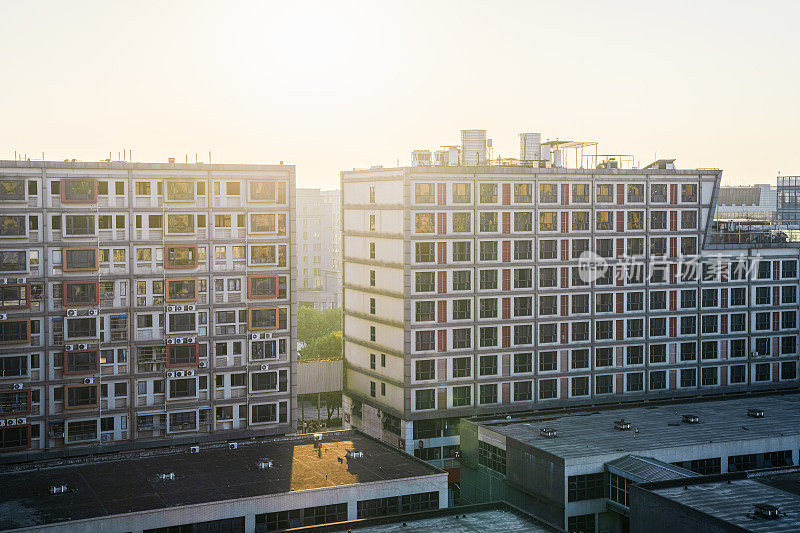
[0,160,296,458]
[340,131,800,473]
[297,188,342,310]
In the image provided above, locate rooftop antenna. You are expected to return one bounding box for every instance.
[209,151,212,165]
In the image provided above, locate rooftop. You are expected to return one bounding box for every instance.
[605,455,698,483]
[473,393,800,461]
[0,159,292,172]
[346,508,554,533]
[639,469,800,532]
[0,430,441,530]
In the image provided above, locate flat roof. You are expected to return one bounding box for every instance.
[606,455,698,483]
[0,430,442,530]
[474,393,800,460]
[641,469,800,532]
[343,508,555,533]
[0,159,293,172]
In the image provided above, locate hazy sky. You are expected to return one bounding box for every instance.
[2,0,798,188]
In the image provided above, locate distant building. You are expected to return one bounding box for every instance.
[0,429,447,532]
[459,393,800,533]
[715,184,776,222]
[630,467,800,533]
[297,188,341,310]
[777,175,800,225]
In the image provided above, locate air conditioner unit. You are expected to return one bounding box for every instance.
[88,309,98,316]
[185,369,195,376]
[13,383,23,390]
[16,418,26,426]
[67,309,78,317]
[0,279,6,285]
[83,378,94,384]
[166,338,175,345]
[265,332,272,339]
[0,314,6,321]
[259,333,268,340]
[229,442,238,450]
[198,361,207,368]
[175,338,183,344]
[260,364,268,371]
[0,420,5,427]
[258,459,273,469]
[175,305,184,312]
[251,334,259,340]
[185,305,195,311]
[185,337,195,344]
[189,445,200,454]
[167,306,176,312]
[17,277,26,284]
[166,371,175,378]
[77,344,88,350]
[175,370,185,377]
[65,345,75,351]
[313,433,323,442]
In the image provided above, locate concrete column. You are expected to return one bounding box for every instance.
[245,514,255,532]
[347,501,357,521]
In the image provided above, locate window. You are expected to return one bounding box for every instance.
[0,179,26,201]
[539,267,556,288]
[538,295,555,315]
[415,183,435,203]
[539,239,557,259]
[649,344,666,364]
[627,319,643,338]
[681,316,697,335]
[415,272,435,292]
[479,183,497,203]
[730,365,746,384]
[453,357,471,378]
[415,389,435,410]
[66,385,99,408]
[479,241,497,261]
[415,330,435,351]
[453,299,470,320]
[650,370,667,390]
[452,328,471,349]
[415,213,435,233]
[596,184,613,202]
[165,246,197,268]
[169,378,197,398]
[651,184,667,203]
[701,367,718,386]
[0,215,25,237]
[572,212,589,231]
[64,215,95,236]
[627,345,644,365]
[415,242,435,263]
[595,320,613,340]
[479,298,497,318]
[539,212,556,231]
[415,360,435,380]
[596,211,613,230]
[539,183,557,203]
[572,349,590,369]
[64,350,98,374]
[514,240,532,260]
[572,321,589,342]
[166,279,197,301]
[479,270,498,290]
[479,384,498,404]
[628,183,644,202]
[572,294,590,314]
[415,301,434,322]
[628,211,644,230]
[681,183,697,202]
[681,211,697,229]
[66,317,96,339]
[452,241,470,261]
[169,312,196,332]
[62,179,96,202]
[627,372,644,392]
[596,375,613,394]
[650,317,667,337]
[167,344,197,367]
[514,212,532,232]
[63,282,98,306]
[782,260,798,278]
[681,289,697,308]
[166,214,194,234]
[597,238,613,258]
[539,379,557,399]
[572,183,589,202]
[479,355,497,376]
[479,327,497,347]
[479,212,498,232]
[539,351,557,371]
[514,183,532,203]
[452,271,470,291]
[452,385,471,407]
[513,381,532,401]
[568,473,605,502]
[571,377,589,397]
[452,212,470,232]
[452,183,470,203]
[539,323,557,343]
[513,352,532,373]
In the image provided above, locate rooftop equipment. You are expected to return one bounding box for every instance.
[747,408,765,418]
[460,130,487,166]
[540,428,558,438]
[613,419,633,431]
[682,414,700,424]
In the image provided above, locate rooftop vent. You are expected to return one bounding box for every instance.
[258,459,274,469]
[747,409,765,418]
[346,451,364,459]
[158,473,175,481]
[614,419,632,431]
[49,484,68,494]
[540,428,558,439]
[229,442,238,450]
[682,414,700,424]
[753,503,781,520]
[189,445,200,453]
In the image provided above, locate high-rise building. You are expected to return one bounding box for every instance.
[297,188,342,310]
[340,131,800,474]
[0,160,296,458]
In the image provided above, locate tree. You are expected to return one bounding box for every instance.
[299,331,342,361]
[297,306,341,344]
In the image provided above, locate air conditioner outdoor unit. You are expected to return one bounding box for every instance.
[186,305,195,311]
[0,279,6,284]
[185,369,195,376]
[260,364,268,371]
[189,445,200,453]
[0,420,5,427]
[175,305,183,312]
[65,345,75,351]
[176,371,185,377]
[198,361,207,368]
[258,459,273,469]
[15,418,26,425]
[0,314,6,320]
[167,306,176,312]
[229,442,238,450]
[265,332,272,339]
[17,277,26,284]
[313,433,323,442]
[83,378,94,384]
[251,334,259,340]
[166,371,175,378]
[77,344,88,350]
[259,333,268,339]
[67,309,78,317]
[88,309,98,316]
[177,338,185,344]
[13,383,23,390]
[166,338,175,344]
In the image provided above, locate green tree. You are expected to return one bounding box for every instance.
[297,306,341,344]
[299,331,342,361]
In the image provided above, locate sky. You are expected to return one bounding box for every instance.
[1,0,799,188]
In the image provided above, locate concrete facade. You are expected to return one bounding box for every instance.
[0,160,297,460]
[340,161,800,473]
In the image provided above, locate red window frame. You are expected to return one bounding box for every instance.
[165,278,198,303]
[60,178,98,204]
[164,245,199,270]
[62,281,100,307]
